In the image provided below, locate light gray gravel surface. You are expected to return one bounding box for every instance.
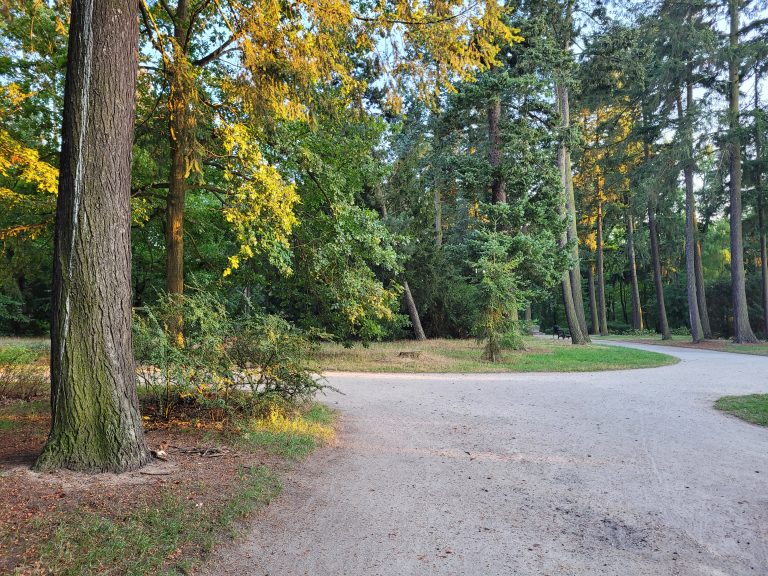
[203,342,768,575]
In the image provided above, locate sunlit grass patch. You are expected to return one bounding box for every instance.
[715,394,768,426]
[240,402,336,458]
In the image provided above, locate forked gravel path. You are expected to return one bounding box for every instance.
[203,342,768,575]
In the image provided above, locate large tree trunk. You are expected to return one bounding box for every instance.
[596,198,609,335]
[587,262,598,335]
[727,0,757,343]
[402,281,426,341]
[625,204,643,330]
[488,95,506,204]
[647,195,670,339]
[556,82,589,342]
[35,0,150,473]
[677,88,704,343]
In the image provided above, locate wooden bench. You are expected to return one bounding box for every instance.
[552,324,570,339]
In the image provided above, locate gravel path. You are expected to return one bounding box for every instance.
[204,343,768,575]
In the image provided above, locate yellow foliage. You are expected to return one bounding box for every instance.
[220,122,300,277]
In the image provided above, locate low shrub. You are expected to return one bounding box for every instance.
[133,292,328,424]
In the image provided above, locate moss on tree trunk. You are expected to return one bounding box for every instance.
[35,0,150,473]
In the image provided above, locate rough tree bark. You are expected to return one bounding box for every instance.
[35,0,151,473]
[727,0,757,343]
[596,196,609,335]
[676,88,703,343]
[625,202,644,330]
[488,95,506,204]
[403,281,426,341]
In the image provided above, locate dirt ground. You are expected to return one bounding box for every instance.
[0,408,273,575]
[203,342,768,575]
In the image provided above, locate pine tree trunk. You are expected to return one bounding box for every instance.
[756,73,768,338]
[626,205,643,330]
[728,0,757,343]
[35,0,151,473]
[488,95,506,204]
[587,262,599,335]
[759,197,768,338]
[556,81,589,341]
[693,235,712,338]
[647,197,670,339]
[677,88,704,343]
[596,199,609,335]
[403,281,426,341]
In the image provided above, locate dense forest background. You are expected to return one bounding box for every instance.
[1,0,767,345]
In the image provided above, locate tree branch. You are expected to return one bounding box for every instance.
[192,36,237,67]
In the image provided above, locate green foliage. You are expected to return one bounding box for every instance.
[469,204,526,361]
[133,291,326,421]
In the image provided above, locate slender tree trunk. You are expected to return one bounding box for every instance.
[166,0,191,297]
[756,73,768,338]
[759,197,768,337]
[596,197,609,335]
[35,0,150,473]
[433,186,442,248]
[728,0,757,343]
[676,89,703,343]
[556,82,589,342]
[625,203,643,330]
[403,280,426,341]
[693,234,712,337]
[488,95,506,204]
[524,304,532,323]
[587,262,598,335]
[647,196,670,339]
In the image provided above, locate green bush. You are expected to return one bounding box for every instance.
[133,291,327,422]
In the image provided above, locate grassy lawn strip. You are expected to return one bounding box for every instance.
[313,337,677,373]
[714,394,768,426]
[596,334,768,357]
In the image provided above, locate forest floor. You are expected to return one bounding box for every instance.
[204,341,768,575]
[312,337,677,373]
[0,340,337,576]
[596,334,768,356]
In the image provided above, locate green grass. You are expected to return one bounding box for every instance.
[0,338,49,364]
[714,394,768,426]
[238,403,337,459]
[596,334,768,357]
[724,343,768,356]
[36,466,282,576]
[312,337,677,373]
